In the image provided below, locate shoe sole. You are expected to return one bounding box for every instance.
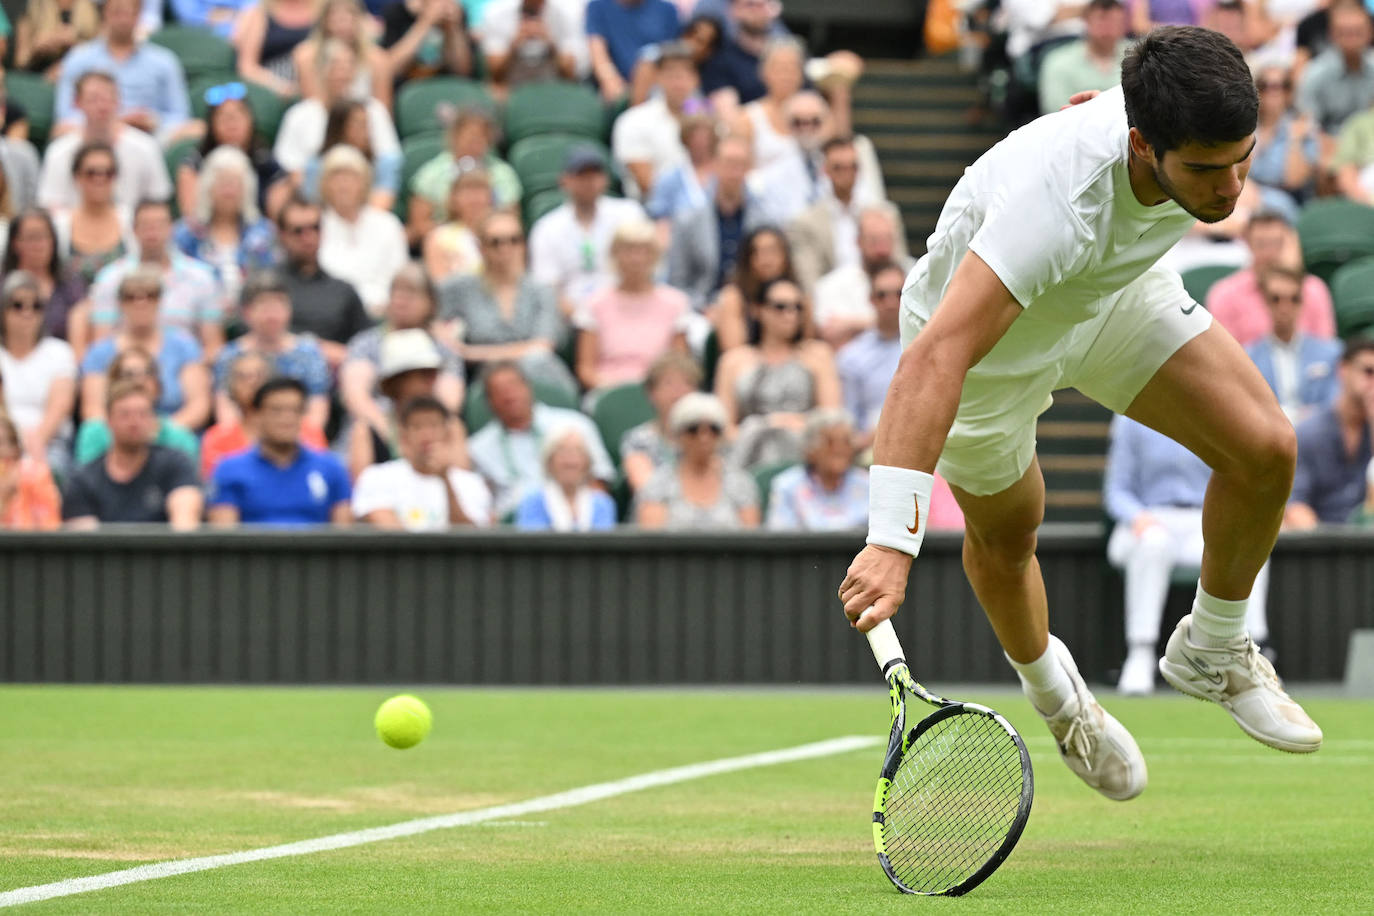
[1158,659,1322,754]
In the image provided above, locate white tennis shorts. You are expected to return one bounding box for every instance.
[900,264,1212,497]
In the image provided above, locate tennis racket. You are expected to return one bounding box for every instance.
[864,617,1034,896]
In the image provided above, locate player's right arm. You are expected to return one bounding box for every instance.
[839,251,1022,631]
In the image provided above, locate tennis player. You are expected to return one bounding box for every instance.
[838,26,1322,802]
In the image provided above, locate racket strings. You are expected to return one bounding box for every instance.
[881,712,1027,894]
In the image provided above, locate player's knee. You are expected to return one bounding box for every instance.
[964,521,1038,570]
[1247,414,1297,492]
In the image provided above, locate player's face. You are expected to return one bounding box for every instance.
[1152,137,1255,224]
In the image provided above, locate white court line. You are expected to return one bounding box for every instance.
[0,735,879,909]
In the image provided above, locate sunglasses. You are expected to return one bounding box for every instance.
[1264,293,1301,304]
[873,288,902,301]
[80,167,116,179]
[204,81,248,108]
[483,234,523,248]
[286,222,321,236]
[1258,81,1292,92]
[6,297,41,312]
[765,299,804,313]
[790,116,823,130]
[682,422,722,436]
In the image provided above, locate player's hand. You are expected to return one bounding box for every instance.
[839,544,913,632]
[1060,90,1101,111]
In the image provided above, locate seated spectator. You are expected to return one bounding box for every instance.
[1296,0,1374,142]
[837,262,905,451]
[814,208,915,348]
[468,361,614,517]
[173,147,278,305]
[528,145,646,312]
[318,146,408,316]
[1247,266,1342,425]
[177,82,289,222]
[52,0,192,144]
[346,328,456,478]
[621,351,702,492]
[233,0,319,98]
[0,108,40,216]
[1037,0,1129,114]
[213,271,331,429]
[1105,414,1269,694]
[1252,65,1318,218]
[208,376,351,526]
[667,134,766,314]
[1205,211,1335,346]
[277,196,372,371]
[731,37,844,174]
[0,413,61,530]
[481,0,583,91]
[353,395,491,529]
[1287,336,1374,527]
[0,271,77,472]
[80,267,211,432]
[200,349,327,480]
[53,142,134,286]
[636,391,759,529]
[575,219,689,393]
[765,408,865,531]
[73,346,199,466]
[14,0,101,79]
[300,99,403,213]
[586,0,680,102]
[708,223,793,352]
[381,0,474,87]
[407,107,521,249]
[715,278,840,469]
[272,40,401,181]
[515,425,618,530]
[698,0,793,108]
[2,209,88,349]
[629,14,721,106]
[340,263,463,447]
[169,0,255,39]
[294,0,393,110]
[422,168,491,284]
[89,198,226,360]
[613,41,700,201]
[787,137,906,301]
[62,381,202,528]
[38,72,171,219]
[439,211,575,396]
[645,113,718,225]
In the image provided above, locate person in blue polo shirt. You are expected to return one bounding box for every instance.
[207,377,352,526]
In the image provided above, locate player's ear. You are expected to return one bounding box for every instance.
[1127,127,1156,166]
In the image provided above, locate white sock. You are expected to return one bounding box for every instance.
[1191,584,1248,648]
[1006,638,1075,715]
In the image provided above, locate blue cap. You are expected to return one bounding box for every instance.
[563,145,607,174]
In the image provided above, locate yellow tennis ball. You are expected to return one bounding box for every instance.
[374,695,432,749]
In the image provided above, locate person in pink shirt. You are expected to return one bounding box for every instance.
[574,218,690,392]
[1205,211,1335,346]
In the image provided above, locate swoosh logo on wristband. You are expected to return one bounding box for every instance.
[906,495,920,535]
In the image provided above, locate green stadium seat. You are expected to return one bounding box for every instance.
[1329,257,1374,339]
[1297,198,1374,286]
[149,27,237,83]
[395,78,494,139]
[163,136,200,217]
[189,76,295,147]
[522,188,566,228]
[591,382,656,467]
[504,82,606,145]
[751,461,796,518]
[6,72,54,148]
[700,329,721,391]
[508,133,607,197]
[395,132,447,220]
[463,374,580,432]
[1179,264,1236,306]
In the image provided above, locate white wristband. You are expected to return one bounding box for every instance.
[866,465,935,558]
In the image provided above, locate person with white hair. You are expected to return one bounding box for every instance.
[574,218,690,393]
[514,424,617,530]
[765,407,867,531]
[636,391,760,530]
[730,37,818,173]
[172,145,278,306]
[318,145,409,316]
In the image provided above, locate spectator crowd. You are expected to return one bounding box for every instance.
[0,0,965,537]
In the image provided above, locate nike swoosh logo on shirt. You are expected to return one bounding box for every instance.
[1180,300,1200,315]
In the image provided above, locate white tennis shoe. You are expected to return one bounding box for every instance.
[1021,636,1148,801]
[1159,615,1322,754]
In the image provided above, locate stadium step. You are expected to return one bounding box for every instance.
[1038,390,1114,523]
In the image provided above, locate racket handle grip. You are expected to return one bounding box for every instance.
[865,617,907,674]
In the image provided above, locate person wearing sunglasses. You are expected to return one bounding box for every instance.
[1245,266,1342,426]
[714,277,840,470]
[729,37,812,173]
[0,271,78,475]
[407,106,521,252]
[1246,64,1317,216]
[51,141,135,288]
[636,390,759,530]
[276,196,370,370]
[177,83,288,222]
[621,351,703,494]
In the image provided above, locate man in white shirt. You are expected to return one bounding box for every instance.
[612,41,699,200]
[527,145,646,312]
[839,27,1322,805]
[481,0,586,89]
[353,396,493,529]
[468,362,615,518]
[37,71,171,217]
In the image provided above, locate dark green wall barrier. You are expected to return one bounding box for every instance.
[1,527,1370,684]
